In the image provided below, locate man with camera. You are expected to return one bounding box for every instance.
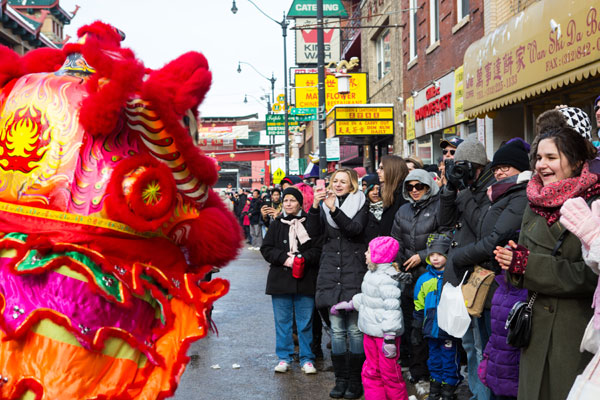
[438,136,463,186]
[261,188,282,227]
[438,135,495,400]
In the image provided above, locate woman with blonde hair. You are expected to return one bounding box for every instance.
[377,155,409,236]
[308,168,369,399]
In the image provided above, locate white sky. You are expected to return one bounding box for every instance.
[60,0,297,119]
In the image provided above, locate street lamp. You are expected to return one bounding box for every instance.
[244,93,271,113]
[237,61,276,108]
[232,0,290,175]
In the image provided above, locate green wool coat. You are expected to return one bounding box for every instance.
[509,205,596,400]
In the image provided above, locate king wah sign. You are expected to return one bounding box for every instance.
[326,105,394,136]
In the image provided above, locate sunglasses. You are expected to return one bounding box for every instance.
[405,182,427,191]
[442,149,456,155]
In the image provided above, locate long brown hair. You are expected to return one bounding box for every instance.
[380,155,408,208]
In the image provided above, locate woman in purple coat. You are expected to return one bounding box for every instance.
[478,275,527,399]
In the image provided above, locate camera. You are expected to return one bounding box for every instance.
[445,160,475,190]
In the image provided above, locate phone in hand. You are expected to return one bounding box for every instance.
[316,179,326,190]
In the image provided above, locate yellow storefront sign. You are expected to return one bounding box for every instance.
[295,73,367,110]
[463,0,600,117]
[405,97,415,140]
[334,107,393,120]
[336,120,394,135]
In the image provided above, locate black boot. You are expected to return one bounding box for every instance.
[428,379,442,400]
[343,353,365,399]
[329,353,348,398]
[440,383,458,400]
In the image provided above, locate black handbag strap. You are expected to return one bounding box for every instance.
[551,229,569,257]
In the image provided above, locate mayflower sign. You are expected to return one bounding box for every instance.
[288,0,348,18]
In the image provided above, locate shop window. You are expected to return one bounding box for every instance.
[457,0,469,21]
[430,0,440,43]
[409,0,418,61]
[416,136,432,164]
[376,29,391,80]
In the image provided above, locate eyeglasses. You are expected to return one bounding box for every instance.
[492,165,511,173]
[442,149,456,156]
[405,182,427,191]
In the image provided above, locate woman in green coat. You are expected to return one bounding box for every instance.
[494,126,600,400]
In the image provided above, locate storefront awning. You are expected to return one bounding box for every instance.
[463,0,600,118]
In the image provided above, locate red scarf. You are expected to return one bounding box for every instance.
[527,163,600,225]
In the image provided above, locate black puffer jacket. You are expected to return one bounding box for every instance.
[307,196,369,309]
[439,165,496,286]
[391,169,443,268]
[451,172,531,276]
[261,211,322,296]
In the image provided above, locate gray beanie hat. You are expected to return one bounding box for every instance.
[454,135,488,166]
[426,233,452,263]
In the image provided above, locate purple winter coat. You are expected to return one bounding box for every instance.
[478,275,528,397]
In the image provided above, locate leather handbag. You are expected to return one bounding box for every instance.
[505,292,536,348]
[505,229,569,348]
[461,266,495,317]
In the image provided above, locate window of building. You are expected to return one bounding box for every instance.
[409,0,418,60]
[376,29,391,80]
[458,0,470,20]
[430,0,440,43]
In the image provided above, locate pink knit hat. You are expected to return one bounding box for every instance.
[368,236,399,264]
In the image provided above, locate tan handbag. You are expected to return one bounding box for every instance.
[461,266,495,317]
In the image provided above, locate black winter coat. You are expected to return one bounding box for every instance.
[451,174,529,276]
[391,193,442,268]
[248,198,262,225]
[307,201,369,309]
[439,165,496,286]
[380,187,407,236]
[261,212,322,296]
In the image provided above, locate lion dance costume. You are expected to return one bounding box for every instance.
[0,21,243,399]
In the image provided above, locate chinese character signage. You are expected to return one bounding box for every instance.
[463,0,600,114]
[326,105,394,136]
[295,73,367,110]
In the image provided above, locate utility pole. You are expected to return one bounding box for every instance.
[317,0,327,179]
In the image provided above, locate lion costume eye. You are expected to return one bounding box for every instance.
[183,110,198,145]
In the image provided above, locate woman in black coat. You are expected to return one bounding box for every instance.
[377,155,409,236]
[308,168,369,399]
[260,187,322,375]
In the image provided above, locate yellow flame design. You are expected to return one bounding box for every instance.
[6,118,39,157]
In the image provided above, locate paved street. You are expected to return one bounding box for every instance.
[173,248,471,400]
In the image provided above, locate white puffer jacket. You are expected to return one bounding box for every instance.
[352,262,404,338]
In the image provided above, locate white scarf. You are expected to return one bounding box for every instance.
[279,217,310,254]
[322,190,366,229]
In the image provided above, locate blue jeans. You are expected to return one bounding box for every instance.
[462,315,491,400]
[329,310,363,355]
[271,294,315,365]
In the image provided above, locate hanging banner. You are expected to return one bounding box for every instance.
[197,125,249,139]
[405,97,415,140]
